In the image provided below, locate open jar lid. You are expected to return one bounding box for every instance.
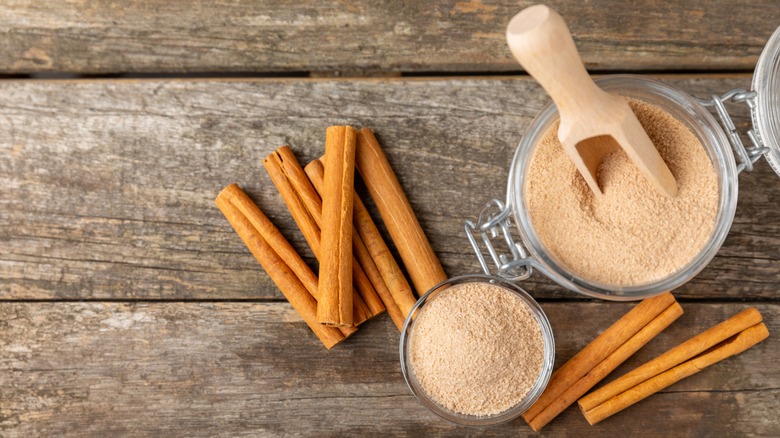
[752,25,780,176]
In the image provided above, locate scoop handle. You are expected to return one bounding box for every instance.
[506,5,605,114]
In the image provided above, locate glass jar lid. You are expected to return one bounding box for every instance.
[752,25,780,176]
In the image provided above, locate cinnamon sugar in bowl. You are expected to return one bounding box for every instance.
[399,275,555,425]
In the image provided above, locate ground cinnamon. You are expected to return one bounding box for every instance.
[215,184,352,348]
[355,128,447,296]
[409,282,545,416]
[526,99,718,286]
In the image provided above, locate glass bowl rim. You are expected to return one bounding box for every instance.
[399,273,556,426]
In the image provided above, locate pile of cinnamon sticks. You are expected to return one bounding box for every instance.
[215,126,769,428]
[522,293,769,430]
[216,126,446,349]
[578,306,768,425]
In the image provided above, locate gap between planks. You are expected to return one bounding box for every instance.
[0,71,755,85]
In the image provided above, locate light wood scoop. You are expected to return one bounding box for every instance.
[506,5,677,197]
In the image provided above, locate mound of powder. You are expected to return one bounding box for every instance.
[409,282,544,417]
[525,99,719,286]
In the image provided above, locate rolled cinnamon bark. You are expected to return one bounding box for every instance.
[522,292,676,425]
[215,184,351,348]
[265,146,385,318]
[263,148,374,325]
[580,321,769,425]
[526,301,683,431]
[355,128,447,295]
[305,159,408,330]
[352,232,406,330]
[579,307,764,413]
[318,126,357,326]
[219,183,318,299]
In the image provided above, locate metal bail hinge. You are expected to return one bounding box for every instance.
[464,199,532,281]
[699,89,771,174]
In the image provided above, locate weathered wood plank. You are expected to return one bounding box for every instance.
[1,301,777,436]
[1,76,778,300]
[0,1,778,74]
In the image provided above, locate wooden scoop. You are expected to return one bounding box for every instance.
[506,5,677,197]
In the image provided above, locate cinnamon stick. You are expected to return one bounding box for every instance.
[579,307,763,413]
[522,292,676,425]
[313,157,417,317]
[580,319,769,425]
[267,146,385,318]
[219,183,317,299]
[263,149,371,325]
[526,301,683,431]
[354,191,416,318]
[305,159,407,330]
[218,183,356,336]
[355,128,447,295]
[215,184,351,348]
[353,232,406,330]
[317,126,357,326]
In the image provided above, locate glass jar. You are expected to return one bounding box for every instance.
[466,27,780,301]
[399,274,556,426]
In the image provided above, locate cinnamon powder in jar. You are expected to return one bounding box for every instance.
[525,98,719,286]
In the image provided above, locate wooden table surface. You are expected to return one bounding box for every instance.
[2,1,779,436]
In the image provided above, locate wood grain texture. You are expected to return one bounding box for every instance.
[1,76,779,300]
[1,301,777,436]
[0,1,778,74]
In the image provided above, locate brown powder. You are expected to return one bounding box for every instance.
[409,282,545,416]
[525,99,719,286]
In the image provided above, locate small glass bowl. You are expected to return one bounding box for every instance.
[399,274,555,426]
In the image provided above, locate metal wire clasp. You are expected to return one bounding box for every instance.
[698,89,770,173]
[464,198,532,281]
